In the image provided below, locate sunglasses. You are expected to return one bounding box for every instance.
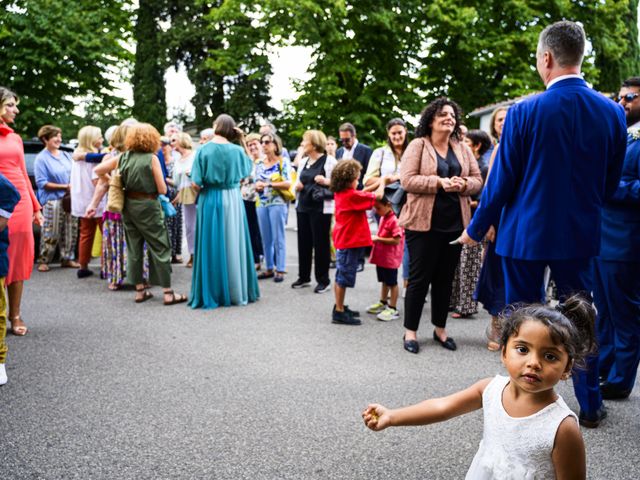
[615,93,639,103]
[261,140,272,145]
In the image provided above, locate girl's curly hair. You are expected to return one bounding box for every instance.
[496,294,597,370]
[415,97,463,140]
[330,159,361,193]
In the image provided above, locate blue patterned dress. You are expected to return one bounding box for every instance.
[189,142,259,309]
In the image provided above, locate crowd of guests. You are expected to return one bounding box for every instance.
[0,24,638,463]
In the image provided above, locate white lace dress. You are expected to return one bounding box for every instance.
[466,375,577,480]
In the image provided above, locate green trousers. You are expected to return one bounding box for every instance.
[122,199,172,288]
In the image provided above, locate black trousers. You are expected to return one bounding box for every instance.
[296,210,331,284]
[244,200,263,264]
[404,229,462,331]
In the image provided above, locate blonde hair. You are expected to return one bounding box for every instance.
[0,87,19,118]
[246,133,261,144]
[77,126,102,153]
[303,129,327,154]
[110,124,131,152]
[174,132,193,150]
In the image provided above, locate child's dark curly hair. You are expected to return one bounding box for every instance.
[330,159,361,193]
[496,294,597,369]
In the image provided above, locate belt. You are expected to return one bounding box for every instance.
[126,191,157,200]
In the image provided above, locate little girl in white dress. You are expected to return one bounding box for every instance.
[363,296,596,479]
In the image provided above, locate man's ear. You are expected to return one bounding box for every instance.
[543,50,553,69]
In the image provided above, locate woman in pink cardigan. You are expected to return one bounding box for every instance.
[399,98,482,354]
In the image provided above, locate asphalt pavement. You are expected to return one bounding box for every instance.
[1,218,638,479]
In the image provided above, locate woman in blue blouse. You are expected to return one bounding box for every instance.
[189,114,260,309]
[34,125,79,272]
[254,132,292,283]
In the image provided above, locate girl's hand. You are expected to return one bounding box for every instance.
[362,404,392,431]
[33,211,44,226]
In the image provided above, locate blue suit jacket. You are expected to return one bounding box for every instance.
[336,142,373,189]
[0,172,21,278]
[599,133,640,261]
[468,78,627,260]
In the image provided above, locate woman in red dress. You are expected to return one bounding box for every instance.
[0,87,42,335]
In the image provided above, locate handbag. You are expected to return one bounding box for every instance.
[271,158,296,202]
[158,194,177,217]
[106,168,125,213]
[61,191,71,214]
[310,183,334,202]
[385,181,406,217]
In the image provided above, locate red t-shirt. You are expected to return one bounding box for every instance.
[370,211,404,269]
[333,189,376,249]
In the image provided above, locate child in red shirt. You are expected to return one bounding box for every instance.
[368,197,404,321]
[330,160,388,325]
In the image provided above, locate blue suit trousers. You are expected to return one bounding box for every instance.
[593,259,640,392]
[502,257,603,415]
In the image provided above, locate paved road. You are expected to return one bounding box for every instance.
[1,222,638,479]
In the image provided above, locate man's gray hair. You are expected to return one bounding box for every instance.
[537,21,586,68]
[260,121,276,134]
[200,128,214,139]
[163,121,183,133]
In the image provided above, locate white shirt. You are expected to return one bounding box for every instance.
[341,139,359,160]
[71,157,105,218]
[546,74,582,89]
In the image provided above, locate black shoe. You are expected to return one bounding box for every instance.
[403,335,419,354]
[77,268,93,279]
[356,262,365,273]
[433,330,457,351]
[257,270,275,280]
[291,279,311,289]
[579,405,607,428]
[332,307,361,325]
[344,306,360,318]
[314,282,331,294]
[600,382,632,400]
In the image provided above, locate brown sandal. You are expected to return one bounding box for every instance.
[135,287,153,303]
[10,316,28,336]
[163,290,187,306]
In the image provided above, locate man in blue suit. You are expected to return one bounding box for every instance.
[458,21,627,427]
[594,76,640,401]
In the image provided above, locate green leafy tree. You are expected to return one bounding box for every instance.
[0,0,133,138]
[132,0,167,129]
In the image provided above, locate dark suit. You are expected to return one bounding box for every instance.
[0,173,21,278]
[468,77,627,417]
[594,131,640,393]
[336,142,373,189]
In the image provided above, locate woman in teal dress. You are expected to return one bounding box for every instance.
[189,114,260,309]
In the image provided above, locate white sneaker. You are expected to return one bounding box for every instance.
[377,307,400,322]
[0,363,7,385]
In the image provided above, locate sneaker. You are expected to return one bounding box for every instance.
[0,363,7,385]
[377,307,400,322]
[291,279,311,289]
[344,306,360,318]
[356,261,365,273]
[332,307,361,325]
[314,282,331,294]
[367,301,387,314]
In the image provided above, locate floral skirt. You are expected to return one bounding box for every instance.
[101,212,148,286]
[449,242,484,316]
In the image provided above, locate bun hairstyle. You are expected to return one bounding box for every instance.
[497,294,597,369]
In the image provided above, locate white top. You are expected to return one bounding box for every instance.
[466,375,577,480]
[363,145,400,185]
[173,152,196,191]
[340,139,359,160]
[71,158,105,218]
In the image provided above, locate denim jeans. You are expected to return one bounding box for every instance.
[257,204,288,272]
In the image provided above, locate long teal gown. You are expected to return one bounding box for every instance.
[189,142,260,309]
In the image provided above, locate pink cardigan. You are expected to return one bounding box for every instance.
[398,136,482,232]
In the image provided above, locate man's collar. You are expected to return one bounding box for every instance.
[546,74,583,90]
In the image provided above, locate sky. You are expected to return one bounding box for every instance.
[163,45,313,122]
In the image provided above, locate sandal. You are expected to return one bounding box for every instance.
[108,283,121,291]
[134,287,153,303]
[10,316,28,336]
[163,290,187,306]
[257,270,274,280]
[37,264,50,272]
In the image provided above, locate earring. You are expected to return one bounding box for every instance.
[561,372,572,380]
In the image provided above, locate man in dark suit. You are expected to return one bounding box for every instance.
[594,76,640,401]
[459,21,627,427]
[336,122,373,271]
[335,122,373,189]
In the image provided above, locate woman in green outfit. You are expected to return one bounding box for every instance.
[189,114,259,309]
[95,123,187,305]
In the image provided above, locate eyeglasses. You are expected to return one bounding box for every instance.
[615,93,639,103]
[261,140,272,145]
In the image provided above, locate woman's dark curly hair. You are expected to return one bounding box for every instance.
[415,97,463,140]
[330,159,362,193]
[496,294,597,370]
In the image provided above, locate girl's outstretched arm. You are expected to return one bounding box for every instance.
[552,417,585,480]
[362,378,491,431]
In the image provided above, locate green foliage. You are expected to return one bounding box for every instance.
[132,0,167,130]
[0,0,133,138]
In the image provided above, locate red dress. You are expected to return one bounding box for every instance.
[0,124,40,284]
